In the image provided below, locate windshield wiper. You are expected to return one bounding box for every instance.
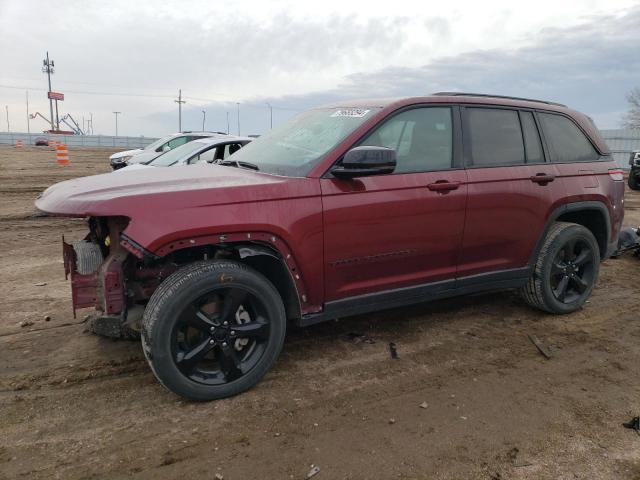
[218,159,260,171]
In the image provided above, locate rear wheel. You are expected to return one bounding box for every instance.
[141,261,286,401]
[521,222,600,314]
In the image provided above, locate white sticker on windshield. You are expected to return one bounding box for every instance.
[331,109,370,118]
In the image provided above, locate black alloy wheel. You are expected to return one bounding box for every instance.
[549,237,596,304]
[520,222,600,314]
[172,287,270,385]
[142,261,286,401]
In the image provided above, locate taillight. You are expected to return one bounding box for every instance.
[608,169,624,181]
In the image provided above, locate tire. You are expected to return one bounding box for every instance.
[73,241,103,275]
[141,260,286,401]
[520,222,600,314]
[629,172,639,191]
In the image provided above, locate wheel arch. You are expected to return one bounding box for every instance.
[140,232,307,321]
[530,201,611,264]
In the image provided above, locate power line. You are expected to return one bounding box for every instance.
[113,111,121,136]
[0,83,304,112]
[42,52,55,130]
[174,89,186,131]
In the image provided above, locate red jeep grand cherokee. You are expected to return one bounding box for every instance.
[36,93,625,401]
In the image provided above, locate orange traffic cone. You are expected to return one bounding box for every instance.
[15,140,24,149]
[56,144,69,166]
[49,139,58,149]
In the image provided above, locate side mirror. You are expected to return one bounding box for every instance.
[162,144,171,152]
[331,146,396,178]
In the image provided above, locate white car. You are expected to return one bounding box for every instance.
[109,131,227,170]
[114,135,252,173]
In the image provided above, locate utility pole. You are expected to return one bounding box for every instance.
[89,112,93,135]
[5,105,9,132]
[113,111,121,136]
[201,110,206,131]
[226,112,230,134]
[26,91,30,134]
[266,102,273,129]
[174,89,186,132]
[42,52,55,131]
[236,102,240,135]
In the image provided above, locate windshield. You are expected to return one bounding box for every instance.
[149,141,208,167]
[144,135,173,151]
[225,107,380,176]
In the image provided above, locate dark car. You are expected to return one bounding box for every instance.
[629,151,640,190]
[36,93,625,401]
[34,136,48,146]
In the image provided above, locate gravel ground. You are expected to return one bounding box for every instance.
[0,145,639,480]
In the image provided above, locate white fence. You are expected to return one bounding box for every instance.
[0,132,158,149]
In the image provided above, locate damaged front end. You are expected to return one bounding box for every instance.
[62,216,175,339]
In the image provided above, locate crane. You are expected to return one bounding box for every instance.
[60,114,84,135]
[29,111,52,125]
[30,112,83,135]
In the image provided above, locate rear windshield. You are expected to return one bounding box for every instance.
[226,107,380,176]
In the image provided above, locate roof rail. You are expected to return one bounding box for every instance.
[431,92,567,107]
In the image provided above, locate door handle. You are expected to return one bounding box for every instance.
[530,173,555,184]
[427,180,460,192]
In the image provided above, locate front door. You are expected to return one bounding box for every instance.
[320,106,468,301]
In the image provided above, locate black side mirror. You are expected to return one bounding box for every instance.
[332,146,396,178]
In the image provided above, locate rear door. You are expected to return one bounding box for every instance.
[321,105,468,301]
[457,107,565,280]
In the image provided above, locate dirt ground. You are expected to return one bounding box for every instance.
[0,144,639,480]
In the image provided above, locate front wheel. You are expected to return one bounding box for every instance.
[141,261,286,401]
[629,171,639,191]
[520,222,600,314]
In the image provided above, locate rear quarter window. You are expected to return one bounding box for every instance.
[538,113,598,162]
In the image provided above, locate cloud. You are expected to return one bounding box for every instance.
[247,6,640,130]
[0,1,637,134]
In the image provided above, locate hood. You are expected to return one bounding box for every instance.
[109,148,143,160]
[127,151,163,165]
[112,163,153,173]
[35,164,314,218]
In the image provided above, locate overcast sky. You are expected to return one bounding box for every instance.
[0,0,638,137]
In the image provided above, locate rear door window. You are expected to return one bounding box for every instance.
[538,113,598,162]
[466,108,525,166]
[520,111,544,163]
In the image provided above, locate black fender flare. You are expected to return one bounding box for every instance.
[529,201,611,266]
